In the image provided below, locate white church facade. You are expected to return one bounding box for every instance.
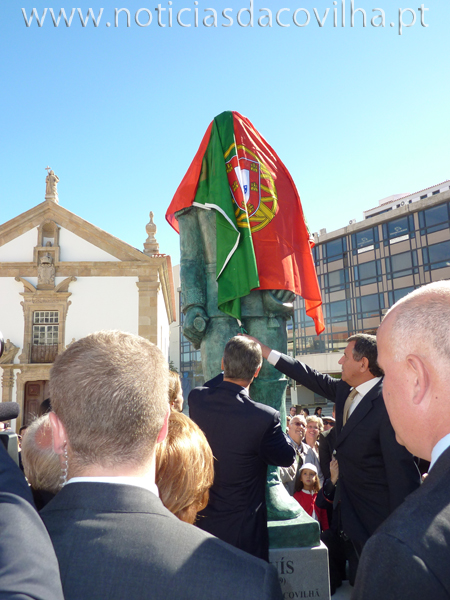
[0,171,175,427]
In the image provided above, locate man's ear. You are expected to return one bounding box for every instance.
[48,411,68,455]
[221,358,224,371]
[157,408,170,444]
[360,357,369,373]
[253,365,262,379]
[407,355,430,407]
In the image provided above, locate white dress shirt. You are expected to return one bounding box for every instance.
[347,377,382,419]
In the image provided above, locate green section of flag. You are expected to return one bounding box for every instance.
[193,111,259,320]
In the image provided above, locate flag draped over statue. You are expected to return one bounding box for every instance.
[166,110,325,335]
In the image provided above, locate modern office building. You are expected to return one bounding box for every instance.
[289,180,450,408]
[171,180,450,409]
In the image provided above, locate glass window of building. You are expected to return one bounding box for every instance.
[312,245,320,266]
[419,203,450,235]
[382,215,414,245]
[327,299,351,323]
[323,237,347,263]
[356,293,385,318]
[422,240,450,271]
[354,260,382,286]
[388,286,415,306]
[328,331,350,353]
[352,227,379,253]
[32,311,59,345]
[323,268,348,293]
[385,250,418,279]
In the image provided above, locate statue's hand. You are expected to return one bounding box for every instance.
[263,290,295,317]
[183,306,209,349]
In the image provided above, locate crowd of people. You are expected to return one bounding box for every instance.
[1,280,450,600]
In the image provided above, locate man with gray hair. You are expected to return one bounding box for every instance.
[353,281,450,600]
[189,335,295,561]
[40,331,285,600]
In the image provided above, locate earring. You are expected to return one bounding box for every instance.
[60,441,69,488]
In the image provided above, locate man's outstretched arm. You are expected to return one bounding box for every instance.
[241,334,341,402]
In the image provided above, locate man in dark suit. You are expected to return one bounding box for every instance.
[353,281,450,599]
[189,335,295,561]
[41,331,283,600]
[245,333,420,557]
[0,443,64,600]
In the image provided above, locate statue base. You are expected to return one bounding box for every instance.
[268,514,320,549]
[269,542,331,600]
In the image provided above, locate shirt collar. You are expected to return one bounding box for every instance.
[66,476,159,497]
[353,377,382,398]
[430,432,450,471]
[287,434,300,451]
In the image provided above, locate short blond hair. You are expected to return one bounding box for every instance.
[306,414,324,433]
[50,330,169,469]
[21,414,61,494]
[155,411,214,524]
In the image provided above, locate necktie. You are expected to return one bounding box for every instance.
[343,388,359,426]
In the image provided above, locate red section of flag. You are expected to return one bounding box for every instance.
[166,112,325,334]
[166,121,213,234]
[231,113,324,333]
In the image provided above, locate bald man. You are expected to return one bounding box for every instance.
[353,281,450,600]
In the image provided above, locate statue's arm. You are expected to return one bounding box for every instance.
[176,207,209,349]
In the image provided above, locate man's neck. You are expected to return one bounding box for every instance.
[69,455,156,481]
[351,373,376,388]
[222,376,252,390]
[288,434,302,448]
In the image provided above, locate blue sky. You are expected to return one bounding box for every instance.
[1,0,449,264]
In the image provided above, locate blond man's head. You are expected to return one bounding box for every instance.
[50,330,169,470]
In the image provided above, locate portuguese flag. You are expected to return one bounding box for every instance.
[166,111,324,335]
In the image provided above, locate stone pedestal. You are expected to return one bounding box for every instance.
[269,542,331,600]
[268,514,320,548]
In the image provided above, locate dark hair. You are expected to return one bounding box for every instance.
[223,336,262,381]
[347,334,384,377]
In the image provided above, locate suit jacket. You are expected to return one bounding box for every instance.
[0,444,64,600]
[41,482,282,600]
[319,427,337,481]
[353,445,450,600]
[274,354,420,548]
[189,380,295,560]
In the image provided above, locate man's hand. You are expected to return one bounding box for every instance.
[239,334,272,360]
[183,306,209,349]
[330,457,339,486]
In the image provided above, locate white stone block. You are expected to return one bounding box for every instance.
[269,542,330,600]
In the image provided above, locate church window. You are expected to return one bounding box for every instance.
[32,311,59,345]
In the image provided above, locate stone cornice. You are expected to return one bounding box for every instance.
[0,261,159,277]
[0,200,150,262]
